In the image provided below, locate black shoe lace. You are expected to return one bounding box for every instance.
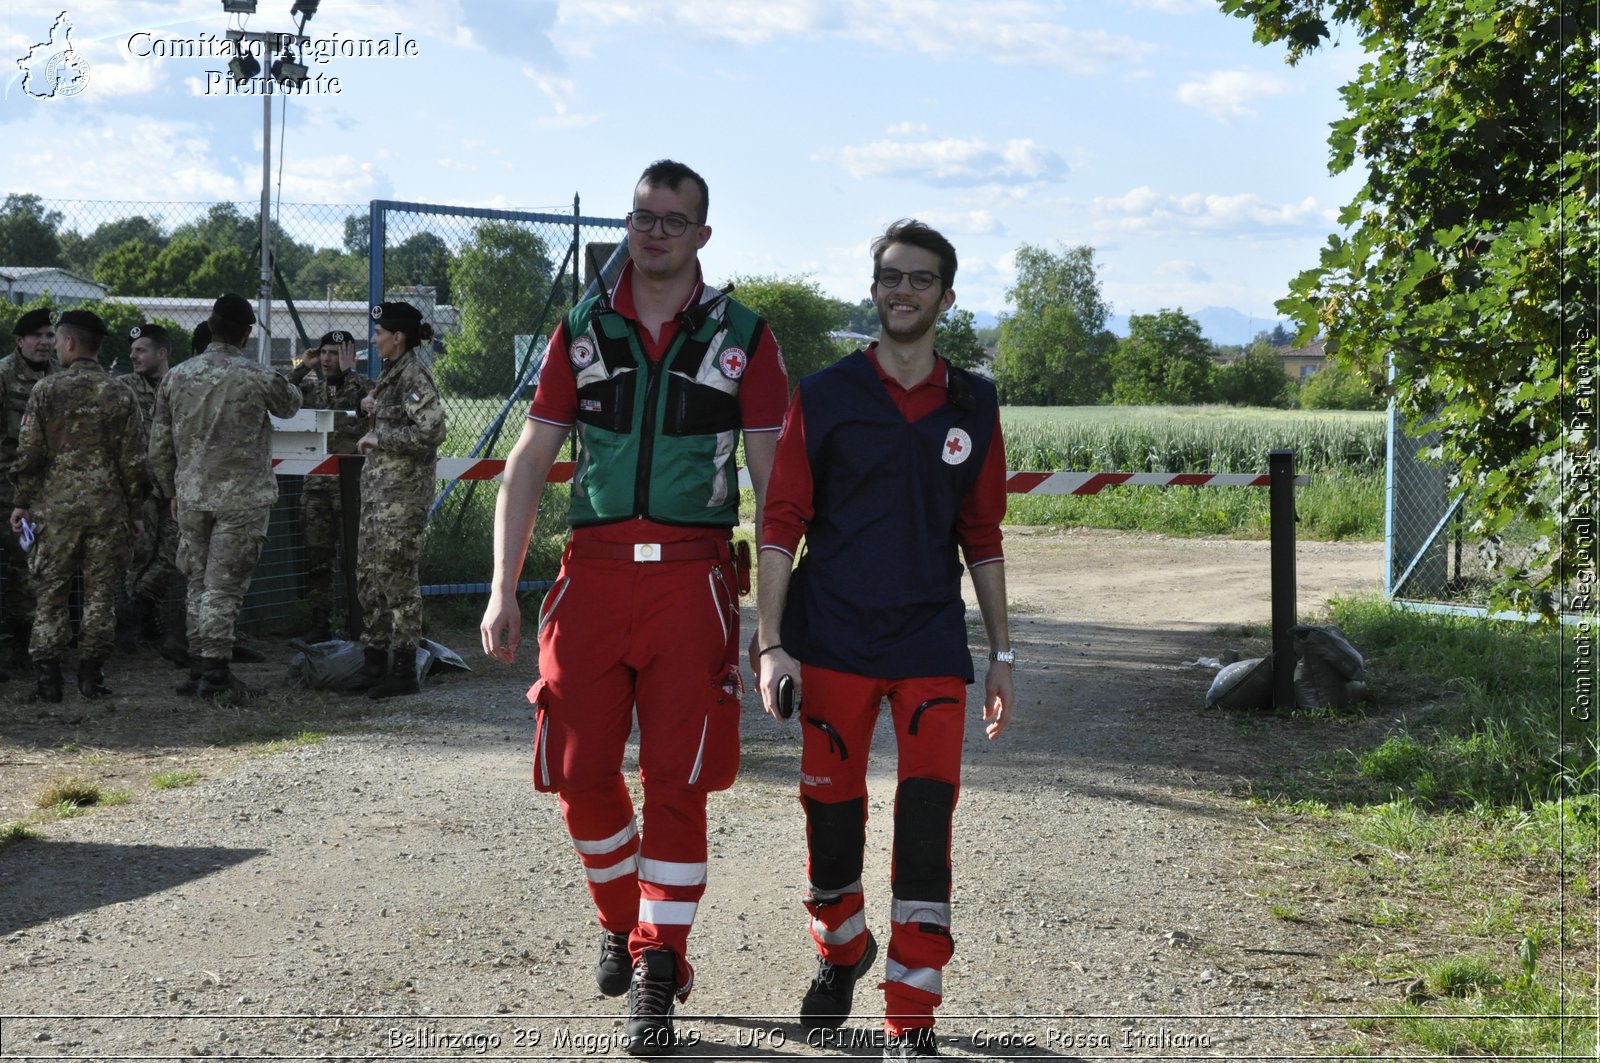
[600,932,629,963]
[810,957,842,993]
[631,972,675,1017]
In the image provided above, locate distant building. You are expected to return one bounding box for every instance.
[1278,337,1327,380]
[0,266,106,306]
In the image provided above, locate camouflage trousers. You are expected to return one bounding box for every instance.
[177,506,269,661]
[29,518,130,663]
[301,478,344,618]
[126,493,181,602]
[357,489,428,651]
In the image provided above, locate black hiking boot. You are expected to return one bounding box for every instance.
[622,948,689,1057]
[883,1027,940,1059]
[198,657,263,699]
[176,662,203,696]
[800,930,878,1031]
[595,929,632,997]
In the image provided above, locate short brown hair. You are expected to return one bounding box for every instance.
[871,219,958,293]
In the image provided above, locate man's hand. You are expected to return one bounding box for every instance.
[338,339,357,373]
[8,507,27,535]
[356,431,378,454]
[360,394,376,415]
[298,346,318,367]
[757,644,800,722]
[982,660,1013,740]
[480,589,521,665]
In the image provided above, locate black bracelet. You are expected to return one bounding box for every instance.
[758,644,784,658]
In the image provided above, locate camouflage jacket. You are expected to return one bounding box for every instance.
[122,370,161,425]
[0,351,59,506]
[10,359,144,527]
[149,342,302,510]
[362,348,446,496]
[288,361,373,455]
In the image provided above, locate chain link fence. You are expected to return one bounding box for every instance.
[1385,408,1558,617]
[1,195,624,640]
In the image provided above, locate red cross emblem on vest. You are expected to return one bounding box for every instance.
[942,427,973,466]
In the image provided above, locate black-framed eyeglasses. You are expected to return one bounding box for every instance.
[875,268,940,291]
[627,209,697,237]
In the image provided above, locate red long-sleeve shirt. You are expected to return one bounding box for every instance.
[762,344,1006,567]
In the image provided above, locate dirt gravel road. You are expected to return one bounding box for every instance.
[1,529,1388,1060]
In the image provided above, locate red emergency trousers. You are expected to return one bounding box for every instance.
[528,536,742,990]
[798,664,967,1034]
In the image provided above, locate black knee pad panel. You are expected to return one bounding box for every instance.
[892,777,956,902]
[803,795,866,891]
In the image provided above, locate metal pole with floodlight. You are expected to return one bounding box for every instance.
[222,0,322,366]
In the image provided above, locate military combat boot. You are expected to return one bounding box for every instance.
[33,660,63,704]
[77,659,112,699]
[355,645,387,690]
[114,597,144,654]
[175,662,204,696]
[297,607,333,644]
[198,657,264,699]
[367,644,421,700]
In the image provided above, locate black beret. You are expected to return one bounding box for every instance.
[56,309,108,337]
[371,301,423,333]
[129,323,170,346]
[211,293,256,327]
[319,330,352,347]
[12,308,52,336]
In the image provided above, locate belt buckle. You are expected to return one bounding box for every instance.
[633,543,662,562]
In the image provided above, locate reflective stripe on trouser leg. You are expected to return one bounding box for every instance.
[634,781,708,985]
[883,776,957,1033]
[803,795,870,965]
[559,779,639,935]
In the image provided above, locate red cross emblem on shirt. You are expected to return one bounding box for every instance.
[946,436,964,456]
[719,347,748,378]
[941,427,973,465]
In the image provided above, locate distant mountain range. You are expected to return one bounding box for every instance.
[969,306,1291,348]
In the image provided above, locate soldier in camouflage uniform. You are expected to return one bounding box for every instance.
[116,323,183,654]
[355,301,446,699]
[148,294,301,698]
[8,310,145,702]
[287,329,372,641]
[0,307,60,672]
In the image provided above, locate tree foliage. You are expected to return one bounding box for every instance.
[1110,309,1216,405]
[1222,0,1596,614]
[0,194,65,268]
[935,307,987,371]
[438,221,565,398]
[993,243,1114,405]
[1216,341,1293,407]
[1299,360,1385,410]
[387,231,454,305]
[726,274,846,385]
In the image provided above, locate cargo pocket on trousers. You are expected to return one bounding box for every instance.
[529,680,559,793]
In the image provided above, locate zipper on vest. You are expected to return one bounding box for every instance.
[633,355,666,515]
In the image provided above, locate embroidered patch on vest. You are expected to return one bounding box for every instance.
[718,346,748,379]
[941,427,973,465]
[570,336,597,369]
[407,390,422,404]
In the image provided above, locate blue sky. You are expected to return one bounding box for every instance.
[2,1,1366,333]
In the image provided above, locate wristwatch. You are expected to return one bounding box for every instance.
[989,649,1016,665]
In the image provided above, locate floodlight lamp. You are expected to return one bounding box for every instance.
[272,51,308,86]
[228,41,261,81]
[222,0,258,13]
[290,0,320,21]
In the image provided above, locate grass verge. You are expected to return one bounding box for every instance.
[1241,597,1597,1060]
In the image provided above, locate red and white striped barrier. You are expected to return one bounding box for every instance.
[272,459,1306,492]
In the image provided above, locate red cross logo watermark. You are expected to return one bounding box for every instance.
[941,427,973,465]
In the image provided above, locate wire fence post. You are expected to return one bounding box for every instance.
[1270,449,1298,711]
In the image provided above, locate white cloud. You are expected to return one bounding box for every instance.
[823,136,1068,187]
[1155,259,1213,283]
[1174,69,1293,124]
[915,209,1005,237]
[557,1,1157,75]
[1090,185,1325,234]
